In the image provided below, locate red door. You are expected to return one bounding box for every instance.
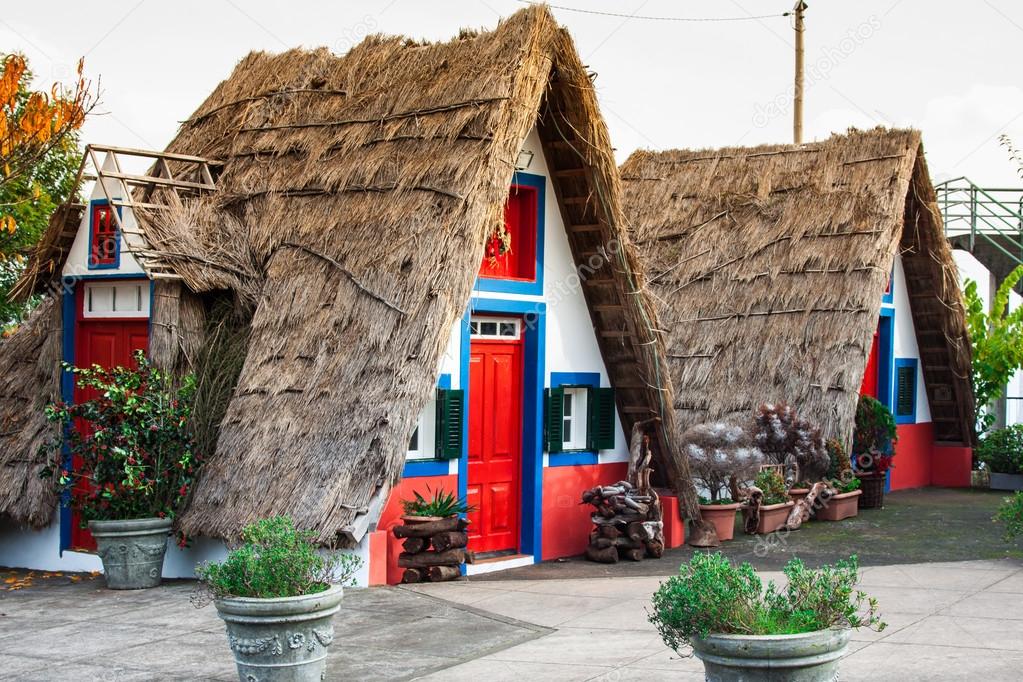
[860,324,880,398]
[70,319,149,551]
[466,333,524,554]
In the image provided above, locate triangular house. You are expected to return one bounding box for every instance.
[0,6,693,580]
[620,128,976,490]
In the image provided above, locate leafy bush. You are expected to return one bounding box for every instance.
[649,553,885,654]
[753,469,789,506]
[976,426,1023,475]
[39,352,201,525]
[682,422,763,503]
[826,438,851,479]
[195,516,362,600]
[401,486,474,517]
[852,396,897,463]
[753,402,829,484]
[994,492,1023,542]
[831,476,862,495]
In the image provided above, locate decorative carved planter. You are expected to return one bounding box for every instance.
[698,503,741,542]
[692,628,852,681]
[743,501,794,535]
[88,517,172,590]
[215,584,344,682]
[815,489,862,522]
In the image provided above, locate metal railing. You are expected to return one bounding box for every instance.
[935,177,1023,266]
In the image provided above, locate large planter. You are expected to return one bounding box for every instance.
[856,473,885,509]
[989,472,1023,491]
[88,517,172,590]
[699,503,741,541]
[692,628,852,682]
[215,584,344,682]
[815,489,862,522]
[743,501,795,535]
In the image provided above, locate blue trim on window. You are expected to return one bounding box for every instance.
[877,308,895,410]
[402,460,451,478]
[473,171,546,297]
[437,373,451,390]
[87,198,122,270]
[58,286,77,555]
[894,357,918,424]
[549,372,601,461]
[466,296,546,562]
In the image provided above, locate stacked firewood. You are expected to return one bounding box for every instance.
[581,422,665,563]
[393,516,475,583]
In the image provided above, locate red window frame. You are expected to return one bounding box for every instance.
[90,202,119,268]
[479,184,538,282]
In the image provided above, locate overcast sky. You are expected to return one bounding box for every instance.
[4,0,1022,186]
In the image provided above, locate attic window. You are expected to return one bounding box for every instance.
[479,183,538,282]
[894,358,918,424]
[89,202,119,268]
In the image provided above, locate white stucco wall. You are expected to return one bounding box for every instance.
[888,255,931,422]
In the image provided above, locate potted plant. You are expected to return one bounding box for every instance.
[752,402,829,487]
[742,469,793,534]
[39,352,201,589]
[816,476,862,521]
[649,552,885,681]
[195,516,362,682]
[787,482,812,504]
[682,422,763,542]
[400,485,474,524]
[977,426,1023,491]
[851,396,897,509]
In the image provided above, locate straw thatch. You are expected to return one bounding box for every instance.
[621,128,975,451]
[5,5,689,537]
[0,296,62,527]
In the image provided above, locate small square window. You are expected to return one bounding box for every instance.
[561,387,588,450]
[469,316,521,340]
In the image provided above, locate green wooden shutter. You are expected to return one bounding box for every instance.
[435,388,464,459]
[545,387,565,453]
[895,365,915,418]
[587,387,616,451]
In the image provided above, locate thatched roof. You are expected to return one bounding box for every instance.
[621,128,975,449]
[0,297,62,527]
[5,6,687,535]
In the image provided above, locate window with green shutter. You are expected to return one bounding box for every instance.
[894,359,917,424]
[545,384,616,452]
[587,387,616,451]
[435,388,464,459]
[544,387,565,453]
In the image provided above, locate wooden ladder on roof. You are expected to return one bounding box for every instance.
[70,144,220,279]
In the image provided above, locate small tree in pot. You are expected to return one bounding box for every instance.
[682,422,763,542]
[194,516,362,682]
[752,402,829,487]
[851,396,897,508]
[39,352,201,589]
[649,552,885,681]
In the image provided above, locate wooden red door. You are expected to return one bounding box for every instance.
[859,324,880,398]
[466,335,524,554]
[70,319,149,551]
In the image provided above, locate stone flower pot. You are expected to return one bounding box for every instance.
[698,503,741,541]
[692,627,851,681]
[88,517,172,590]
[215,584,344,682]
[815,490,862,522]
[743,501,794,535]
[989,472,1023,491]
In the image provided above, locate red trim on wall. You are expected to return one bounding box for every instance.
[658,493,686,549]
[541,462,627,560]
[889,422,934,490]
[366,530,388,586]
[931,445,972,488]
[378,474,458,585]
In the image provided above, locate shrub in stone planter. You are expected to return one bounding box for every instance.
[195,516,362,682]
[39,352,201,589]
[683,422,763,542]
[977,426,1023,491]
[649,553,885,681]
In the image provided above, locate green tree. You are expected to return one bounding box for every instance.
[0,54,86,327]
[963,265,1023,435]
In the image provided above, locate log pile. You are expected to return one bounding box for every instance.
[581,423,665,563]
[393,516,475,583]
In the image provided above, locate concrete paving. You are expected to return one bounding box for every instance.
[1,556,1022,679]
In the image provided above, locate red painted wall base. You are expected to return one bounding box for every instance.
[658,493,686,549]
[888,422,972,490]
[542,462,628,560]
[377,474,458,585]
[931,445,972,488]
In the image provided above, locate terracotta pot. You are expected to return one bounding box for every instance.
[743,501,794,534]
[788,488,810,504]
[400,515,449,525]
[698,503,741,542]
[815,489,862,521]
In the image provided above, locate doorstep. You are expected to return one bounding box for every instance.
[466,553,534,576]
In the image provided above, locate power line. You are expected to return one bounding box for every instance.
[516,1,790,22]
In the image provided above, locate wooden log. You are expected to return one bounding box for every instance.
[401,568,424,584]
[585,544,619,563]
[645,540,665,558]
[687,519,721,547]
[620,546,644,562]
[397,548,469,568]
[627,521,649,542]
[598,524,622,539]
[392,516,468,538]
[592,537,614,549]
[431,531,468,552]
[427,565,461,582]
[402,537,428,554]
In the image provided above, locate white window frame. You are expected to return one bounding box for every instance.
[469,316,521,340]
[406,403,436,461]
[561,386,589,451]
[81,280,150,319]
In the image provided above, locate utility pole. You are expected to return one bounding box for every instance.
[793,1,807,144]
